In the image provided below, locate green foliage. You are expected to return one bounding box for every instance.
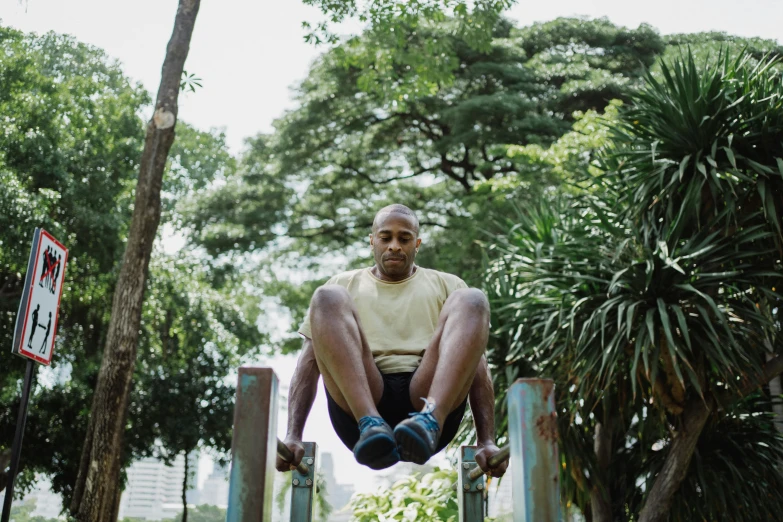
[129,251,264,468]
[0,25,262,506]
[8,498,62,522]
[348,468,462,521]
[0,24,147,497]
[185,17,668,313]
[302,0,514,98]
[484,49,783,519]
[161,504,226,522]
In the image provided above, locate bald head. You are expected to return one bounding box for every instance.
[372,204,420,236]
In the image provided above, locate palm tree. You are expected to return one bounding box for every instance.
[485,50,783,522]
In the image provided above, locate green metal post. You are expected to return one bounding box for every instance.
[227,367,279,522]
[508,378,560,522]
[458,445,486,522]
[290,442,318,522]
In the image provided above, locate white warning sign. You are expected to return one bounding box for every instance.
[12,229,68,365]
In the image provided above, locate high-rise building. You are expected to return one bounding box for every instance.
[117,451,200,521]
[319,452,355,522]
[199,463,230,509]
[487,470,513,520]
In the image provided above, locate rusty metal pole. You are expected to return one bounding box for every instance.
[289,442,318,522]
[458,445,486,522]
[508,378,560,522]
[227,367,279,522]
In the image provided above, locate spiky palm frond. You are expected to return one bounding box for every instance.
[487,194,780,407]
[658,399,783,522]
[602,50,783,248]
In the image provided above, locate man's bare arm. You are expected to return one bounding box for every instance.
[276,337,320,471]
[469,355,508,477]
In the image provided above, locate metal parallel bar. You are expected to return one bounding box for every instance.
[458,445,486,522]
[290,442,318,522]
[277,439,310,475]
[227,367,279,522]
[467,444,510,480]
[508,378,560,522]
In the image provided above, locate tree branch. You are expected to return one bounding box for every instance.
[342,164,433,184]
[739,354,783,399]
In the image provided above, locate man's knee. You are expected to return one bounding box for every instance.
[447,288,490,318]
[310,285,352,314]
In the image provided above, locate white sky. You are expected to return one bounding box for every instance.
[2,0,782,505]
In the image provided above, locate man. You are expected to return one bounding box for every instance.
[277,204,507,476]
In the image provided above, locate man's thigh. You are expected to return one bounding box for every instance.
[408,319,445,404]
[408,289,487,408]
[310,298,384,416]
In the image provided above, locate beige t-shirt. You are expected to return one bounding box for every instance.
[298,267,468,373]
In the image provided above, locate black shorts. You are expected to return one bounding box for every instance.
[325,371,468,453]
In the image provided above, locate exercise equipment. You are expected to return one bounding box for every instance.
[227,367,560,522]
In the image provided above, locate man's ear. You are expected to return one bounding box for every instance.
[416,237,422,249]
[369,233,374,247]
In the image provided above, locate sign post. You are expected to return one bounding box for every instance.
[2,229,68,522]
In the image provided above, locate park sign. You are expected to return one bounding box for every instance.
[2,229,69,522]
[11,228,68,365]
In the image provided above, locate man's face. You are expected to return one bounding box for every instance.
[370,213,422,281]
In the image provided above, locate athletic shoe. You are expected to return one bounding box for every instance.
[393,399,441,464]
[353,416,400,470]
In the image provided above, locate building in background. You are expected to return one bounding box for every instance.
[199,463,230,509]
[319,452,355,522]
[117,451,200,521]
[487,470,513,520]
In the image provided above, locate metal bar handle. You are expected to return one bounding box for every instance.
[467,444,510,480]
[277,438,310,475]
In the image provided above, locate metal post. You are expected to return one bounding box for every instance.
[290,442,318,522]
[457,446,485,522]
[1,360,36,522]
[226,367,279,522]
[508,378,560,522]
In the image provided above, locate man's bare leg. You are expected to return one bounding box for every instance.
[309,285,384,420]
[309,285,400,469]
[410,288,490,425]
[396,288,490,462]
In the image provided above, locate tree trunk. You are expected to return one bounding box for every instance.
[69,2,201,520]
[591,421,613,522]
[182,450,190,522]
[637,398,712,522]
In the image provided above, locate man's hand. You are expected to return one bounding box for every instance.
[474,441,508,478]
[275,436,305,472]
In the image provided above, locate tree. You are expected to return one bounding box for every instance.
[0,19,268,515]
[187,17,662,254]
[185,19,782,358]
[69,2,202,519]
[130,252,264,522]
[0,25,148,496]
[302,0,516,99]
[485,50,783,521]
[184,18,667,358]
